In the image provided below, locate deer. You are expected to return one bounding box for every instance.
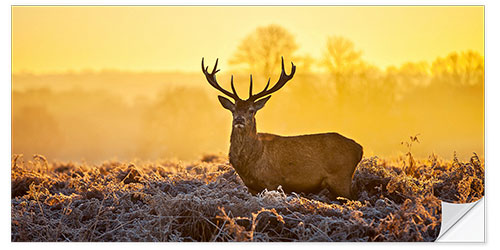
[201,57,363,200]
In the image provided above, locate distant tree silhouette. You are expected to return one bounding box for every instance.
[431,50,484,86]
[385,62,431,101]
[321,36,365,104]
[323,36,363,74]
[230,24,298,78]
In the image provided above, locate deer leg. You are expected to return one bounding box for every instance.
[247,187,259,195]
[326,179,353,201]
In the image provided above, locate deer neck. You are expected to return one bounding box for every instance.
[229,121,263,175]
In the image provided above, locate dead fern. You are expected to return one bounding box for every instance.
[11,153,483,242]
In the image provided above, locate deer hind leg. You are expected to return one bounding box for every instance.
[246,187,259,195]
[325,177,353,201]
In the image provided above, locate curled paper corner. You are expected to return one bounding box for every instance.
[436,197,484,242]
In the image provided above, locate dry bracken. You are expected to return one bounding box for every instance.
[11,153,484,242]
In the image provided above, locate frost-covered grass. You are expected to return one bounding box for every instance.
[11,153,484,242]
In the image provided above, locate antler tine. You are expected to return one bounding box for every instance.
[212,58,219,74]
[249,56,296,101]
[230,75,240,100]
[249,74,253,97]
[263,78,270,92]
[201,58,240,100]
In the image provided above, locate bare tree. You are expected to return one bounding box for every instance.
[431,50,484,86]
[230,24,298,78]
[322,36,364,99]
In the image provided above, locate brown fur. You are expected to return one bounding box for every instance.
[202,57,363,200]
[228,119,363,200]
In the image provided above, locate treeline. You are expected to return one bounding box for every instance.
[12,26,483,162]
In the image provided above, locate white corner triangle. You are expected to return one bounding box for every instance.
[436,198,485,242]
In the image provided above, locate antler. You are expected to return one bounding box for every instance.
[248,56,296,101]
[202,58,240,100]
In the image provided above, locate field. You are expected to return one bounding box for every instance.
[11,152,484,242]
[11,6,485,243]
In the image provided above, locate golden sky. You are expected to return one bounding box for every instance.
[12,6,484,74]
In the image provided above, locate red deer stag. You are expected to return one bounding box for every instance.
[201,57,363,200]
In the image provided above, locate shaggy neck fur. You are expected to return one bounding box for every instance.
[229,119,263,178]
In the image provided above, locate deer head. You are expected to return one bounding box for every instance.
[202,57,296,130]
[201,57,362,200]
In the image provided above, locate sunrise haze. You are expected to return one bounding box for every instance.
[12,6,483,73]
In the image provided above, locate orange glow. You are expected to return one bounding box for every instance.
[12,6,484,162]
[12,6,483,73]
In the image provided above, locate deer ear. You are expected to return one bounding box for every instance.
[254,96,271,111]
[217,95,235,111]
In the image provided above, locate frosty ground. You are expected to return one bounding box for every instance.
[11,153,484,242]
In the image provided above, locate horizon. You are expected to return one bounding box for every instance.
[11,6,484,163]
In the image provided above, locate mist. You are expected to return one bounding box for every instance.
[12,50,483,163]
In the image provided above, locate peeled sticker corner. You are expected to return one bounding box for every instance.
[436,197,484,242]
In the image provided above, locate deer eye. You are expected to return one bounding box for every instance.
[248,109,255,113]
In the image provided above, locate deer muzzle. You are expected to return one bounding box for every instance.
[234,117,245,128]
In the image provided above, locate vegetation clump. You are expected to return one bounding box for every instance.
[11,153,484,242]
